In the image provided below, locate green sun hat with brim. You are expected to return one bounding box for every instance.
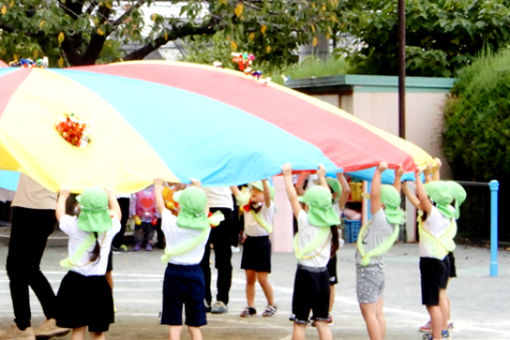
[446,181,466,219]
[326,177,342,196]
[249,180,275,200]
[174,187,209,229]
[76,187,112,233]
[380,184,405,225]
[298,186,340,227]
[424,181,455,218]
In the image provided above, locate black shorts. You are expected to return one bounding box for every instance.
[291,265,330,324]
[420,257,449,306]
[327,255,338,285]
[161,263,207,327]
[241,236,271,273]
[56,271,114,332]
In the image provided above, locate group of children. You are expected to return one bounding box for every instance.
[52,159,465,340]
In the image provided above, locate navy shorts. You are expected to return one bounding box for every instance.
[56,271,114,332]
[420,257,449,306]
[161,263,207,327]
[241,236,271,273]
[290,265,330,324]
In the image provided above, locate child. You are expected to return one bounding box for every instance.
[355,162,404,340]
[132,185,158,251]
[231,180,277,317]
[55,187,121,340]
[154,178,212,340]
[297,172,351,325]
[414,169,465,340]
[282,163,340,340]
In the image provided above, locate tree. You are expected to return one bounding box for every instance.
[0,0,342,67]
[337,0,510,77]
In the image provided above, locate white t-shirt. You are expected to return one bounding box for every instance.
[161,209,210,265]
[419,206,452,258]
[243,202,275,237]
[355,208,395,266]
[296,210,332,268]
[202,187,233,210]
[59,214,121,276]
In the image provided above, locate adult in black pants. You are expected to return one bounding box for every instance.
[111,196,131,251]
[2,174,68,339]
[200,187,234,314]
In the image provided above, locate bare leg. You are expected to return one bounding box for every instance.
[376,298,386,338]
[70,326,86,340]
[187,326,203,340]
[315,321,333,340]
[245,270,256,307]
[292,322,306,340]
[256,272,274,306]
[426,305,443,340]
[360,303,383,340]
[168,325,183,340]
[328,285,335,315]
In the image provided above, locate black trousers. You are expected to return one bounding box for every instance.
[200,207,233,305]
[112,197,130,249]
[6,207,57,330]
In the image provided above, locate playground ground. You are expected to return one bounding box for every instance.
[0,233,509,340]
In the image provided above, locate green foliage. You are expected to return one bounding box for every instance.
[442,48,510,181]
[339,0,510,77]
[0,0,342,66]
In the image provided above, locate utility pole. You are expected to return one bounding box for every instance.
[398,0,406,139]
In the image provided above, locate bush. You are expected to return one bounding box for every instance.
[443,48,510,242]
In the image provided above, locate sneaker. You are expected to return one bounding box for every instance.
[33,318,70,338]
[420,320,454,333]
[0,325,35,340]
[210,301,228,314]
[262,305,277,317]
[145,243,153,251]
[240,306,257,317]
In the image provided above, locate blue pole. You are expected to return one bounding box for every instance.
[489,180,499,277]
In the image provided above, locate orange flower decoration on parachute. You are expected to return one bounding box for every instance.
[55,113,90,147]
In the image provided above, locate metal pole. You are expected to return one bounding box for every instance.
[398,0,406,139]
[489,180,499,277]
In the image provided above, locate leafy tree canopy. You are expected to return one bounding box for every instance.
[338,0,510,77]
[0,0,342,67]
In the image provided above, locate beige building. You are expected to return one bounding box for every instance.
[271,75,455,250]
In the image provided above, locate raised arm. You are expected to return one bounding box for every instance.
[415,168,432,215]
[393,166,404,193]
[402,181,420,209]
[317,164,328,189]
[154,178,166,215]
[106,187,122,220]
[262,179,271,208]
[56,189,70,222]
[282,163,302,219]
[336,172,351,211]
[370,162,387,215]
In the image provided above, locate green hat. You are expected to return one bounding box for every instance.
[424,181,454,218]
[249,180,275,200]
[76,187,112,233]
[447,181,466,219]
[174,187,209,229]
[380,185,405,225]
[298,186,340,228]
[326,177,342,196]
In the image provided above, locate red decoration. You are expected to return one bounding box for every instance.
[55,113,90,147]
